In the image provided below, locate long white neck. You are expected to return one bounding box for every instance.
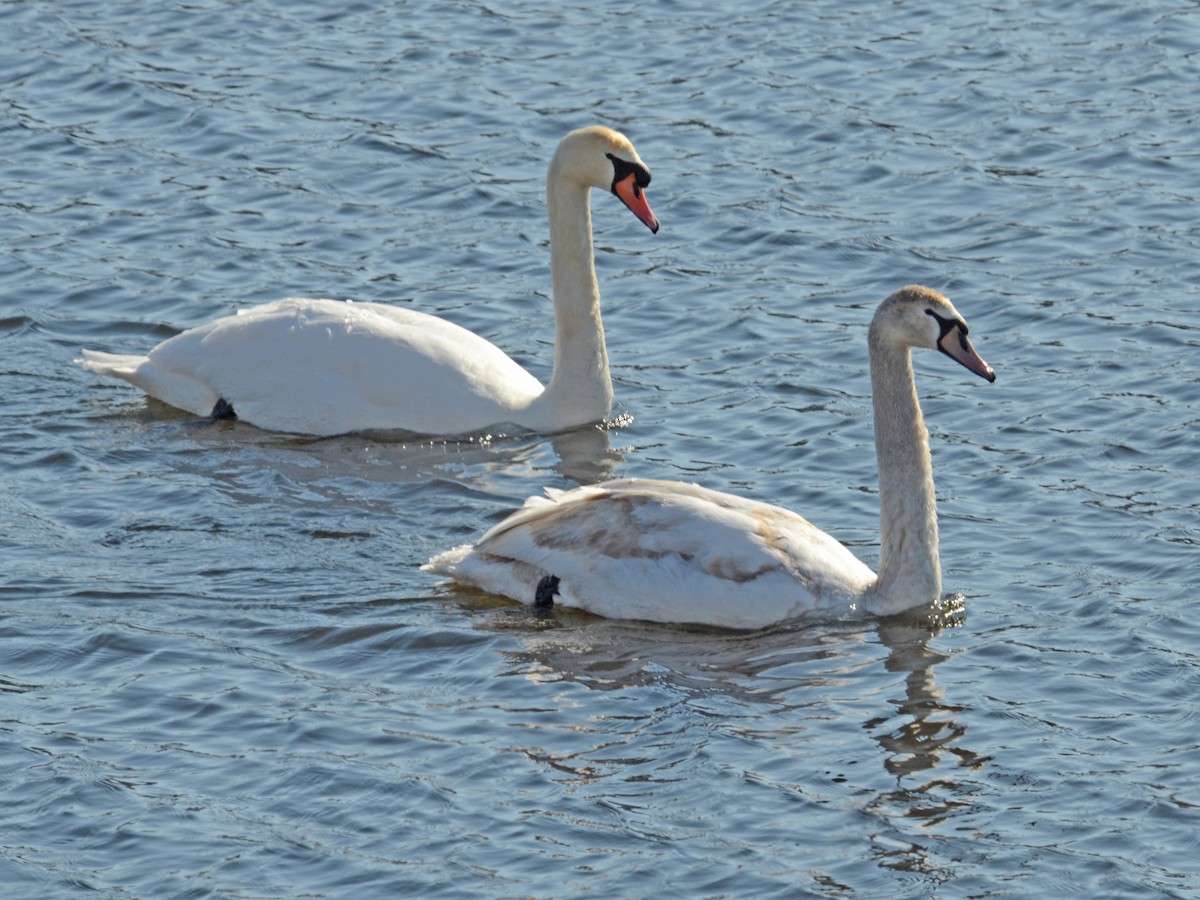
[528,160,612,430]
[867,330,941,613]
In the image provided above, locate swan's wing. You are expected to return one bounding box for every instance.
[426,478,875,629]
[114,298,543,435]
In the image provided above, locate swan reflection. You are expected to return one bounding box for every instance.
[471,597,981,831]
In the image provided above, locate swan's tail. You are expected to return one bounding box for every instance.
[423,545,551,609]
[76,349,217,416]
[76,349,148,378]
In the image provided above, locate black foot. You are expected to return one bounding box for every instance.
[211,397,237,420]
[534,574,560,609]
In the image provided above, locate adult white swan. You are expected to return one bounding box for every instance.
[425,286,996,629]
[77,126,659,437]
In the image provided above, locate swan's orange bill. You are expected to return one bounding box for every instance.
[614,173,660,234]
[939,328,996,383]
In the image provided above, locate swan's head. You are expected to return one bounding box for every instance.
[553,125,660,233]
[871,285,996,382]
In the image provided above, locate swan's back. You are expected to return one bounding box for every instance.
[84,298,544,435]
[426,478,875,629]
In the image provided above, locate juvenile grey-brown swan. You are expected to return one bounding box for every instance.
[424,286,996,629]
[77,126,659,437]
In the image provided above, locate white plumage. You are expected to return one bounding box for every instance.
[78,126,659,437]
[425,286,996,629]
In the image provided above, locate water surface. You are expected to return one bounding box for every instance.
[3,0,1199,896]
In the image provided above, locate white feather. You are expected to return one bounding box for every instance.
[77,126,658,437]
[425,287,997,628]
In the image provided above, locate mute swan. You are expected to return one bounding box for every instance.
[77,126,659,437]
[424,286,996,629]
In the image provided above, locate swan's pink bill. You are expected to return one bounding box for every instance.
[614,172,660,233]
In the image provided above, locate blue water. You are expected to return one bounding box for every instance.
[3,0,1200,896]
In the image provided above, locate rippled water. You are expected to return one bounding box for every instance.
[3,0,1200,896]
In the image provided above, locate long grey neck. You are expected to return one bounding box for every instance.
[536,169,611,426]
[867,331,941,612]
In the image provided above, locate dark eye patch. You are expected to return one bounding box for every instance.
[926,308,973,356]
[925,308,967,340]
[606,152,652,193]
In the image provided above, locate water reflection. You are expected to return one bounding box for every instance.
[545,423,627,485]
[476,598,984,849]
[487,607,863,696]
[158,413,626,488]
[869,605,984,780]
[865,600,988,879]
